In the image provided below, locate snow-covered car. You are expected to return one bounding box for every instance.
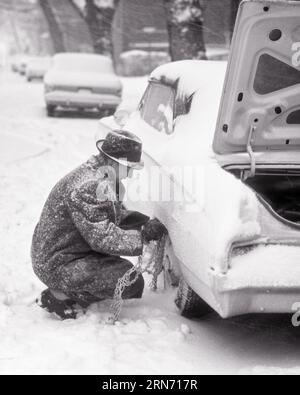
[11,55,21,73]
[26,57,51,82]
[44,53,123,117]
[105,0,300,320]
[11,55,29,75]
[18,56,30,76]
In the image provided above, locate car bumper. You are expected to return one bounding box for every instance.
[180,244,300,318]
[215,286,300,318]
[45,91,122,109]
[27,71,45,79]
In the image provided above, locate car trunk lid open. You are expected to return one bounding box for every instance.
[214,0,300,162]
[214,0,300,229]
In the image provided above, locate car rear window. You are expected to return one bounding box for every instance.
[139,82,175,135]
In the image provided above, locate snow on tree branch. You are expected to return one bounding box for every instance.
[72,0,114,13]
[94,0,114,8]
[164,0,207,61]
[166,0,206,25]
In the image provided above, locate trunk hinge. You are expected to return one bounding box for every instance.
[243,123,257,181]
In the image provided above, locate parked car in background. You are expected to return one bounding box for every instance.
[101,0,300,320]
[44,53,123,117]
[11,55,21,73]
[26,57,51,82]
[10,55,28,74]
[18,56,29,76]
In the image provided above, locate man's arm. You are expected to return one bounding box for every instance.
[66,181,143,257]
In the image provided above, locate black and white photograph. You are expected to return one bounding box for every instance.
[1,0,300,377]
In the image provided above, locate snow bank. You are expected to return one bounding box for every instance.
[120,50,170,77]
[120,50,149,59]
[73,0,114,12]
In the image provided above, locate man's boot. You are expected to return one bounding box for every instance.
[36,289,79,320]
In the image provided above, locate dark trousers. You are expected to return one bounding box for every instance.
[46,254,144,306]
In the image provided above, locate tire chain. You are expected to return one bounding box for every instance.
[107,234,167,324]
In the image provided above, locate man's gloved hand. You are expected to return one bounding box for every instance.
[142,219,168,243]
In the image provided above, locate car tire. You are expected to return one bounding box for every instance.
[47,105,56,117]
[175,278,213,319]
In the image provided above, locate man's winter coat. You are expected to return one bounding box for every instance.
[31,155,144,301]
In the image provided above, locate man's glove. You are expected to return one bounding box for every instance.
[142,219,168,243]
[119,211,150,231]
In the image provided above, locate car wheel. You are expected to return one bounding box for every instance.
[47,105,56,117]
[175,278,213,319]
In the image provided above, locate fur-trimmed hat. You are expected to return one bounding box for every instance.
[96,130,143,170]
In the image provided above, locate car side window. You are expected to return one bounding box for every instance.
[139,82,175,135]
[174,92,194,120]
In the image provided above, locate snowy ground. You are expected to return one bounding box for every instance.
[1,70,300,375]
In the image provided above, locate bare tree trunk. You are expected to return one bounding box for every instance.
[85,0,104,53]
[80,0,118,55]
[164,0,207,61]
[39,0,65,53]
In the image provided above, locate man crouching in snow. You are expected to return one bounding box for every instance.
[31,130,167,320]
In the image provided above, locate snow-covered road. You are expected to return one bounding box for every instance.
[1,70,300,375]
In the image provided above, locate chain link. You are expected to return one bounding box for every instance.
[107,235,167,324]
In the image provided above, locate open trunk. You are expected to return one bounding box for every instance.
[231,169,300,225]
[212,1,300,226]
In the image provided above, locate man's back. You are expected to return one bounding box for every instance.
[31,155,107,284]
[32,129,166,319]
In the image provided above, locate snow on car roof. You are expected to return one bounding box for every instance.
[53,53,114,73]
[150,60,228,163]
[151,60,227,98]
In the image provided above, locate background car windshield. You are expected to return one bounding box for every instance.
[54,55,113,73]
[140,83,175,135]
